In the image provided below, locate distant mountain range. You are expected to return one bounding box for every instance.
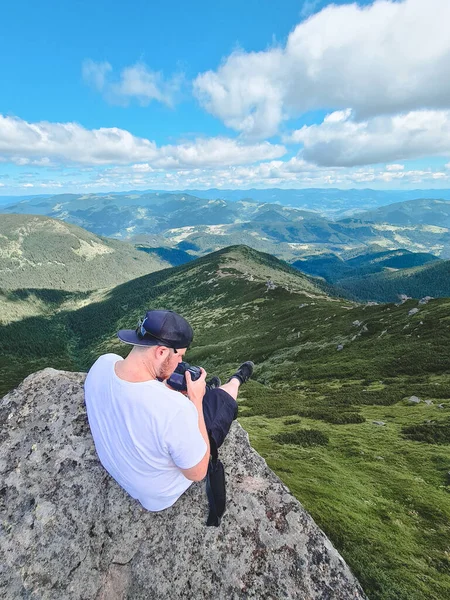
[0,191,315,235]
[181,188,450,218]
[2,191,450,261]
[4,187,450,216]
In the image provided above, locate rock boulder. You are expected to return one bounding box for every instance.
[0,368,367,599]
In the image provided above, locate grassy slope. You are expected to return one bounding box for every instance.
[1,245,449,600]
[0,213,171,291]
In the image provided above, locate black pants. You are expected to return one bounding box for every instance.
[202,388,238,454]
[201,388,238,526]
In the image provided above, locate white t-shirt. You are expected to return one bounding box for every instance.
[84,353,207,511]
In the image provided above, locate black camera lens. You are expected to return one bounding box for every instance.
[167,362,202,392]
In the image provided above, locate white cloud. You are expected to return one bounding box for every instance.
[289,109,450,166]
[11,156,54,167]
[82,60,112,92]
[132,163,154,173]
[386,164,405,172]
[194,0,450,137]
[84,156,448,192]
[194,48,284,138]
[82,60,182,108]
[0,114,158,165]
[0,114,285,168]
[153,137,285,169]
[4,160,449,194]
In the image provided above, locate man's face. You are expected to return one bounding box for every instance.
[157,347,187,381]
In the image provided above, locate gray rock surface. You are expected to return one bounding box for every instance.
[0,368,367,600]
[408,396,421,404]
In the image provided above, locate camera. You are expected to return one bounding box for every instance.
[167,361,202,392]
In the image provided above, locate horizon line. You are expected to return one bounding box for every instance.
[2,186,450,198]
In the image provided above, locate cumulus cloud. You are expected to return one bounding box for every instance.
[194,0,450,137]
[153,137,285,169]
[82,59,183,107]
[288,109,450,166]
[0,114,285,168]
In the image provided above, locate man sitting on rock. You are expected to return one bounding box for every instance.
[84,309,253,513]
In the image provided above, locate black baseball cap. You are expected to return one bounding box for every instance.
[117,309,194,349]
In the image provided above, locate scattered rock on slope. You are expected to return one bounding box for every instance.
[408,396,421,404]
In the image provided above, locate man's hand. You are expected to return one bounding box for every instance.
[185,367,207,408]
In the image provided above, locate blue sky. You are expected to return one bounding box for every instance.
[1,0,450,194]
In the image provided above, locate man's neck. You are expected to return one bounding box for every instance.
[115,356,157,383]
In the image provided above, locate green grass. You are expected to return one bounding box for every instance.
[237,379,450,600]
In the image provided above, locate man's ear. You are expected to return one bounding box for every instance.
[155,346,168,358]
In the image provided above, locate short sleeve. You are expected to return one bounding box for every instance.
[166,403,208,470]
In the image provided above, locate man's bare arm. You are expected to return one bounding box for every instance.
[180,368,210,481]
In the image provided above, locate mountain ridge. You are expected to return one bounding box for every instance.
[353,198,450,227]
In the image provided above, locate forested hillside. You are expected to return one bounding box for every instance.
[336,260,450,302]
[0,214,171,291]
[292,249,445,302]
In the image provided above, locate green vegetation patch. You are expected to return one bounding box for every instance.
[272,428,329,447]
[402,419,450,444]
[300,409,365,424]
